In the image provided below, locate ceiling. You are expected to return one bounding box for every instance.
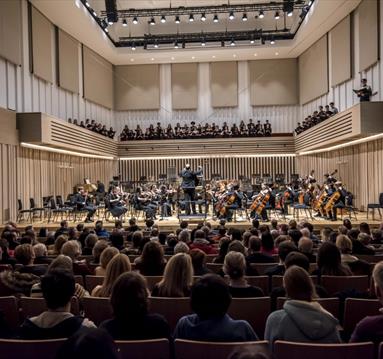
[31,0,362,65]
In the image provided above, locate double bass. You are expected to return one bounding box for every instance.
[324,190,341,212]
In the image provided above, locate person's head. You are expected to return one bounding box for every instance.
[217,236,231,259]
[166,234,178,249]
[343,218,352,230]
[300,228,310,239]
[178,229,190,243]
[320,227,333,242]
[48,254,73,273]
[230,228,242,241]
[41,269,75,310]
[191,274,231,320]
[362,78,367,85]
[33,243,47,257]
[358,232,372,246]
[261,233,274,251]
[336,234,353,254]
[92,240,108,263]
[189,248,206,270]
[145,219,155,228]
[360,222,371,235]
[288,219,297,229]
[298,237,313,254]
[61,240,81,260]
[15,243,35,265]
[242,231,252,248]
[60,220,68,229]
[278,241,297,263]
[347,228,360,241]
[180,220,189,229]
[128,218,137,227]
[159,253,194,296]
[85,234,98,249]
[317,242,348,275]
[251,219,259,229]
[288,229,302,245]
[100,247,119,270]
[284,252,310,271]
[110,232,124,249]
[228,240,246,255]
[100,254,131,297]
[372,229,383,243]
[174,241,189,254]
[141,241,164,266]
[279,223,288,235]
[194,230,206,240]
[54,235,68,254]
[284,265,317,302]
[132,231,143,248]
[223,251,246,280]
[270,219,278,230]
[95,221,104,232]
[110,272,148,320]
[248,236,261,253]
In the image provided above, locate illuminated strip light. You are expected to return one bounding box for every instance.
[20,143,116,160]
[297,133,383,156]
[120,153,296,160]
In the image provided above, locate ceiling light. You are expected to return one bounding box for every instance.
[275,11,280,19]
[233,54,237,58]
[254,53,258,56]
[161,15,166,23]
[189,14,194,22]
[275,52,279,56]
[132,16,138,24]
[201,13,206,21]
[154,42,159,48]
[85,1,90,7]
[174,41,179,49]
[229,11,235,20]
[192,56,195,59]
[151,57,155,61]
[270,37,275,45]
[108,20,114,25]
[171,56,175,60]
[212,55,216,58]
[131,43,136,50]
[230,39,235,46]
[201,39,206,46]
[149,17,155,25]
[175,15,180,24]
[92,10,97,16]
[104,27,109,33]
[259,11,264,19]
[287,10,293,17]
[122,19,128,27]
[213,14,219,23]
[242,13,248,21]
[130,58,134,62]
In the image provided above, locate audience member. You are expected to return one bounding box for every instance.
[246,236,275,263]
[134,241,166,276]
[298,237,316,263]
[95,247,119,276]
[315,242,352,276]
[189,249,212,276]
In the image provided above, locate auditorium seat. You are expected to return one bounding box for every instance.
[271,275,318,290]
[84,275,103,292]
[274,340,374,359]
[74,275,85,287]
[245,276,269,295]
[174,339,269,359]
[145,276,164,291]
[206,263,223,274]
[343,298,381,336]
[320,275,370,296]
[250,263,278,275]
[276,297,340,319]
[149,297,191,331]
[355,254,383,263]
[19,297,80,318]
[0,338,67,359]
[367,193,383,220]
[0,296,19,330]
[82,297,112,326]
[16,199,34,223]
[116,339,170,359]
[228,297,271,338]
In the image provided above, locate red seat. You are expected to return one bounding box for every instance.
[174,339,269,359]
[116,339,170,359]
[320,276,370,296]
[274,340,374,359]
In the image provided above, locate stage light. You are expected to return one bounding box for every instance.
[108,20,114,25]
[154,42,159,48]
[230,39,235,46]
[161,15,166,23]
[175,15,180,24]
[131,43,136,50]
[174,41,179,49]
[85,1,90,7]
[275,11,280,19]
[189,14,194,22]
[259,10,264,18]
[201,39,206,46]
[149,17,155,25]
[132,16,138,24]
[250,38,255,44]
[229,11,235,20]
[122,19,128,26]
[242,13,248,21]
[201,13,206,21]
[270,38,275,45]
[213,14,219,22]
[287,10,293,16]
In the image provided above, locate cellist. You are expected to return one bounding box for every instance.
[325,181,348,221]
[219,183,244,222]
[250,183,271,221]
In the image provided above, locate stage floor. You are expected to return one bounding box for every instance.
[2,211,381,233]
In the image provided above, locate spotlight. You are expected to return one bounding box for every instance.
[189,14,194,22]
[275,11,280,19]
[242,13,248,21]
[201,39,206,46]
[85,1,90,7]
[131,43,136,50]
[108,20,114,25]
[308,0,313,5]
[201,13,206,21]
[132,16,138,24]
[174,41,179,49]
[230,39,235,46]
[250,38,255,44]
[229,11,235,20]
[259,10,264,19]
[149,17,155,25]
[104,27,109,33]
[270,38,275,45]
[161,15,166,23]
[213,14,219,22]
[122,19,128,27]
[92,10,97,16]
[175,15,180,24]
[154,42,159,48]
[287,10,293,17]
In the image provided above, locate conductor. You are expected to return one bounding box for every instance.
[179,164,203,215]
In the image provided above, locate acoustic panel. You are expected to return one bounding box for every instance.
[299,35,329,104]
[171,63,198,110]
[58,29,80,94]
[114,65,160,110]
[210,62,238,107]
[0,0,22,65]
[249,59,298,106]
[31,6,54,83]
[330,15,351,87]
[358,0,379,72]
[83,46,114,109]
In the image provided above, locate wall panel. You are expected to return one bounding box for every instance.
[171,63,198,110]
[210,62,238,107]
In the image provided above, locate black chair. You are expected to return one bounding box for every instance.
[47,198,68,223]
[339,194,358,220]
[29,198,45,221]
[367,193,383,220]
[16,200,34,223]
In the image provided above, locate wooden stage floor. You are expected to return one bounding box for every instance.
[1,211,381,233]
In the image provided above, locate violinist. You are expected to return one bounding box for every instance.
[132,187,157,220]
[158,185,172,218]
[107,187,128,219]
[74,188,96,223]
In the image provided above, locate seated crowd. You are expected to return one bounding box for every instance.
[295,102,339,135]
[119,119,272,141]
[67,118,116,139]
[0,218,383,357]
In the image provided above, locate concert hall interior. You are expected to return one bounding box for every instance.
[2,0,383,357]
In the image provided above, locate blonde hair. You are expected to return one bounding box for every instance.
[61,240,81,260]
[223,251,246,280]
[336,234,353,254]
[96,254,131,297]
[100,247,119,269]
[156,253,193,297]
[373,261,383,291]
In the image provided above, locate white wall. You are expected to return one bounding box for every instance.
[301,1,383,119]
[114,61,300,134]
[0,0,113,127]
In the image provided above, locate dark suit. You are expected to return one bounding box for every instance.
[179,168,202,215]
[74,193,96,220]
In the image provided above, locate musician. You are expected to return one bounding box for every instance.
[222,184,244,222]
[158,185,172,218]
[255,121,263,136]
[74,188,96,223]
[179,164,203,215]
[251,184,271,221]
[166,124,174,139]
[239,120,247,136]
[326,181,348,221]
[135,125,144,139]
[354,79,373,102]
[247,119,255,136]
[231,123,240,137]
[264,120,272,136]
[330,102,338,114]
[222,122,230,137]
[155,122,163,139]
[95,180,105,201]
[107,187,128,219]
[132,187,156,220]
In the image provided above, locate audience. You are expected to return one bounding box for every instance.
[68,118,115,139]
[134,241,166,276]
[315,242,352,276]
[246,236,275,263]
[190,248,212,276]
[94,247,119,276]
